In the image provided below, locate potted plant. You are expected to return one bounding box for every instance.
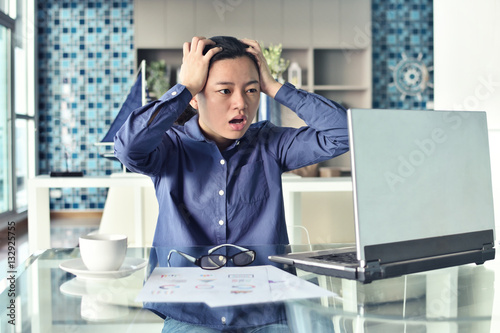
[261,43,290,83]
[146,60,171,100]
[259,43,290,125]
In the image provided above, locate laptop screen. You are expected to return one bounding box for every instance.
[348,109,496,261]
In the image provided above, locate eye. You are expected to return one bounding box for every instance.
[246,88,259,94]
[218,89,231,95]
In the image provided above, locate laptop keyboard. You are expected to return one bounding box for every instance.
[311,251,358,264]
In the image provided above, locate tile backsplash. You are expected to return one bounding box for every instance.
[37,0,134,209]
[372,0,434,109]
[37,0,433,210]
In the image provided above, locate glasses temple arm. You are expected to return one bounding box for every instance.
[167,249,197,266]
[208,243,250,255]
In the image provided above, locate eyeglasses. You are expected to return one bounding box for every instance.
[167,244,256,270]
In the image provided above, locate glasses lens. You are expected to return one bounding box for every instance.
[233,250,256,266]
[200,255,227,269]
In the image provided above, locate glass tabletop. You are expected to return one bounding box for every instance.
[1,245,498,332]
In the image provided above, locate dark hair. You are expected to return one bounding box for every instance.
[204,36,259,73]
[175,36,259,125]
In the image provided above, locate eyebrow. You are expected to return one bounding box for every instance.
[215,80,259,86]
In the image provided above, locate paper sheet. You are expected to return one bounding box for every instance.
[136,265,336,307]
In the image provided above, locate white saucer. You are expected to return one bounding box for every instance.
[60,275,145,308]
[60,278,88,296]
[59,257,147,280]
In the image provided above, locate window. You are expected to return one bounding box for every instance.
[0,0,35,224]
[0,0,16,19]
[0,21,11,214]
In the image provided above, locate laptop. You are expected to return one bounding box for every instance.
[269,108,496,283]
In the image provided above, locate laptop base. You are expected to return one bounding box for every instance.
[270,230,496,283]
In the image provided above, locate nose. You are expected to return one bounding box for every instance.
[232,90,247,110]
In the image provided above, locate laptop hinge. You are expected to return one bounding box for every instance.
[481,242,495,263]
[366,260,381,271]
[482,243,494,251]
[359,260,383,283]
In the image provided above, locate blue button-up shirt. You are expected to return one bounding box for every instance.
[114,82,349,329]
[115,82,349,248]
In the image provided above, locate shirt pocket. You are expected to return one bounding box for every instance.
[231,161,270,203]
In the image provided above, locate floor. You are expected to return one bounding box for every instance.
[0,216,100,282]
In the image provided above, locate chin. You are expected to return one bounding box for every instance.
[228,134,244,141]
[223,131,244,141]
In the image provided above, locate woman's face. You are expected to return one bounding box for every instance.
[191,56,260,150]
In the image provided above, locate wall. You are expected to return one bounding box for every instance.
[37,0,134,209]
[433,0,500,234]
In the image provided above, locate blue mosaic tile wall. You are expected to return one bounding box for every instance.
[371,0,434,109]
[37,0,134,210]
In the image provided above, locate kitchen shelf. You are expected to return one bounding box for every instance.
[313,85,369,91]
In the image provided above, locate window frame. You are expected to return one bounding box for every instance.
[0,1,36,227]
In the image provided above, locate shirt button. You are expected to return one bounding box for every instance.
[171,91,177,96]
[219,190,224,196]
[220,159,225,165]
[221,317,226,324]
[218,220,224,226]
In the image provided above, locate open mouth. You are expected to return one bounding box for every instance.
[228,116,247,130]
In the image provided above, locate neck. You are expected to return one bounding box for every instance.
[215,139,234,151]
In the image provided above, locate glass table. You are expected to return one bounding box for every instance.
[1,245,498,332]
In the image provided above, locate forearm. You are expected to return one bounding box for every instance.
[270,83,349,171]
[114,84,192,173]
[275,82,348,134]
[262,79,282,99]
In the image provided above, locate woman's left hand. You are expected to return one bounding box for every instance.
[240,39,282,98]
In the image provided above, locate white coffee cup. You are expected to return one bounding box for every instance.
[79,234,127,271]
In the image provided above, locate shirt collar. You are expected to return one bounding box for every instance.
[184,114,206,142]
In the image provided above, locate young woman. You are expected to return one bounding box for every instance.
[114,36,349,331]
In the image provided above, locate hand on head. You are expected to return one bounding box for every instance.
[240,38,282,98]
[179,36,222,97]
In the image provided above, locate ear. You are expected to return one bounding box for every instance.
[189,95,199,110]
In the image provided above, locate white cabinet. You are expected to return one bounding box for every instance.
[135,0,372,110]
[282,0,311,47]
[312,0,341,47]
[340,0,372,47]
[254,0,283,45]
[194,0,255,40]
[165,0,195,47]
[134,0,167,48]
[312,48,371,108]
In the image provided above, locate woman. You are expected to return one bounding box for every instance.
[115,36,349,332]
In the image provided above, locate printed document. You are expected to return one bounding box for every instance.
[136,265,335,307]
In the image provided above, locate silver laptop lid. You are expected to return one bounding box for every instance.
[348,109,496,262]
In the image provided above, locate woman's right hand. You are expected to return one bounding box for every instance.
[240,38,282,99]
[179,37,222,97]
